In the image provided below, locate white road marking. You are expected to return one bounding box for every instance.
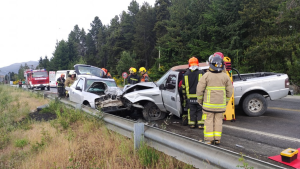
[223,124,300,143]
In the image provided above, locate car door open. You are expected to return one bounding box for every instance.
[161,72,181,117]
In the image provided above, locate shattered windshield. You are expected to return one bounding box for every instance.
[86,79,117,90]
[76,65,105,78]
[32,71,48,78]
[87,82,106,93]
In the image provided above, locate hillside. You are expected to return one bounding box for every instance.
[0,61,38,75]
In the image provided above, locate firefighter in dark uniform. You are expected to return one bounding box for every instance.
[57,74,66,98]
[127,68,140,85]
[181,57,205,129]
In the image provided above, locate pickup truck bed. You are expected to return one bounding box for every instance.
[233,72,290,116]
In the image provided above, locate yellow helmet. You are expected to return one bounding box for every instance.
[139,67,146,73]
[130,68,137,73]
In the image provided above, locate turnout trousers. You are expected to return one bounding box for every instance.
[57,87,65,97]
[188,104,203,126]
[203,110,223,141]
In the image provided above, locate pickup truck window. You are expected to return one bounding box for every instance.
[156,70,170,86]
[165,74,177,92]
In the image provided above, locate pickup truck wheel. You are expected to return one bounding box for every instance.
[143,102,166,121]
[242,93,267,116]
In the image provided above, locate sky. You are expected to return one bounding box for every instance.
[0,0,156,68]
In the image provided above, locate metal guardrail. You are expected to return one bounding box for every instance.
[20,87,286,169]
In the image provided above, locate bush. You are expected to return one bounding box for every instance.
[14,139,28,149]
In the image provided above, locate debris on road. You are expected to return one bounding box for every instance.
[236,144,244,148]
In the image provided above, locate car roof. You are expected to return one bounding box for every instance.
[171,62,209,71]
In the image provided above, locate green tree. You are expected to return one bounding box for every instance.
[116,51,138,75]
[51,40,69,70]
[133,2,156,68]
[68,56,87,69]
[18,64,24,80]
[154,0,171,39]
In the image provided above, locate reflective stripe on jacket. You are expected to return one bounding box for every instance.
[181,69,204,100]
[196,71,233,112]
[127,74,141,85]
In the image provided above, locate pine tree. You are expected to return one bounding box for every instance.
[133,2,156,69]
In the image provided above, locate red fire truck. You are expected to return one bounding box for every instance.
[24,69,50,90]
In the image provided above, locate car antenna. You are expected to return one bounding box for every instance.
[146,71,157,87]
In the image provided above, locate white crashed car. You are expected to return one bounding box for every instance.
[67,75,123,109]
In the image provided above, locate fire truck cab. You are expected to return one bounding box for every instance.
[24,69,50,90]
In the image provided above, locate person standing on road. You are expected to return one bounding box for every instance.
[197,55,233,145]
[139,67,149,82]
[18,79,22,88]
[57,74,66,98]
[181,57,205,129]
[127,68,140,85]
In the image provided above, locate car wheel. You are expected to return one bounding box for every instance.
[142,102,166,121]
[83,101,91,107]
[242,93,267,116]
[41,87,45,90]
[47,86,50,90]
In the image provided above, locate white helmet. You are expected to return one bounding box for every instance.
[69,70,76,75]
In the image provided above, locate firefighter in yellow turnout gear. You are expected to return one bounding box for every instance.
[65,71,76,87]
[181,57,205,129]
[196,55,233,144]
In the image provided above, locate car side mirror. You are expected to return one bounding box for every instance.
[75,86,82,91]
[159,84,165,90]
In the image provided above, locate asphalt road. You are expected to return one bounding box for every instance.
[154,96,300,167]
[39,87,299,167]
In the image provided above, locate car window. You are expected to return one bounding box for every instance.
[86,79,117,90]
[156,70,170,86]
[71,79,79,88]
[165,74,177,92]
[76,79,84,90]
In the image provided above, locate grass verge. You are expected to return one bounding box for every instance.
[0,85,194,169]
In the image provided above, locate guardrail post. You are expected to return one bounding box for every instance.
[134,123,144,150]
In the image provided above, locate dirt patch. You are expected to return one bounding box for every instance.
[29,111,57,121]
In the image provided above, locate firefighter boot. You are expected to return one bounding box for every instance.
[189,125,195,129]
[214,140,221,145]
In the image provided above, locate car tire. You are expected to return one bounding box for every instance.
[142,102,166,121]
[83,102,91,107]
[242,93,267,117]
[47,86,50,90]
[41,87,45,90]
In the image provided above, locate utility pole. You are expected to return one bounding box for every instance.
[159,46,161,70]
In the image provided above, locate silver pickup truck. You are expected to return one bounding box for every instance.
[121,63,292,121]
